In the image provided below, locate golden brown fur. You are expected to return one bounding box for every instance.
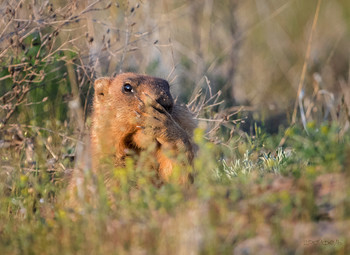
[91,73,196,183]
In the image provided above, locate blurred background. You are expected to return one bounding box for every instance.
[1,0,350,152]
[1,0,350,130]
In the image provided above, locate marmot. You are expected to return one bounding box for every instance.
[91,73,197,183]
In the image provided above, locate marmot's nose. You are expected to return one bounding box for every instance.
[145,78,174,113]
[156,96,173,113]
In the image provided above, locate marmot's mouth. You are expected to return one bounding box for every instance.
[123,133,142,155]
[160,103,173,114]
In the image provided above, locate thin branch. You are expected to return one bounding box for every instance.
[291,0,322,124]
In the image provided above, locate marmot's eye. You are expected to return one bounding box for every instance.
[123,83,133,93]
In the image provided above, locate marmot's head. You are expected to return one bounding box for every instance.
[93,73,174,124]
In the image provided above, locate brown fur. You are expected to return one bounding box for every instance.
[91,73,196,183]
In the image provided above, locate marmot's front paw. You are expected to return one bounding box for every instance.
[134,93,188,145]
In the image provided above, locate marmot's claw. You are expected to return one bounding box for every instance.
[152,105,166,114]
[134,95,145,110]
[133,110,141,118]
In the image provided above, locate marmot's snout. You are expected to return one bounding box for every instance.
[156,94,173,113]
[146,79,174,113]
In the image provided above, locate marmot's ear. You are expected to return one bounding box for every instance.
[94,77,110,101]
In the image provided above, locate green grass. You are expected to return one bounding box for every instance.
[1,124,349,255]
